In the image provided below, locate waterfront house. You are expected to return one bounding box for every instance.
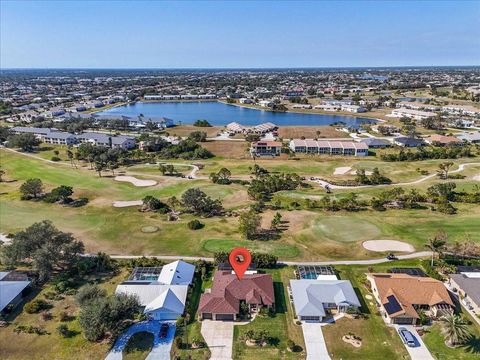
[390,108,435,120]
[198,270,275,321]
[367,273,454,325]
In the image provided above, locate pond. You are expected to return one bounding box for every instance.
[96,101,377,127]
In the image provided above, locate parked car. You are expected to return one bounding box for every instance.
[159,323,169,338]
[387,253,398,260]
[398,327,416,347]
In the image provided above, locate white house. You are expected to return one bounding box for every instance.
[289,279,361,322]
[115,260,195,321]
[390,108,435,120]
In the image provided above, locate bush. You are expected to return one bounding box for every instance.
[75,284,107,306]
[286,339,295,351]
[57,324,70,337]
[187,219,204,230]
[24,299,51,314]
[51,156,61,162]
[70,197,89,207]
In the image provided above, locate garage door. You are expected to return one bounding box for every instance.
[215,314,234,321]
[202,313,212,320]
[394,317,414,325]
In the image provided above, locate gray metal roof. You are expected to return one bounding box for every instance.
[290,279,361,317]
[450,274,480,307]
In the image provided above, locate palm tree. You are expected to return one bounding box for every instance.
[425,230,447,266]
[439,311,471,346]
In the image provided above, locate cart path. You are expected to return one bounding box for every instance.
[104,251,433,265]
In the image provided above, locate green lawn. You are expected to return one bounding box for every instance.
[232,268,306,359]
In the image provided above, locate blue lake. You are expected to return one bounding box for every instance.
[96,101,377,127]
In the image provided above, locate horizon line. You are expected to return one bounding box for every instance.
[1,65,480,71]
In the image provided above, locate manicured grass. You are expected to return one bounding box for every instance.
[232,268,306,359]
[123,332,154,360]
[423,309,480,360]
[312,216,382,243]
[202,239,300,258]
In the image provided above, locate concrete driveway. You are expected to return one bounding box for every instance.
[301,322,332,360]
[394,325,434,360]
[201,320,234,360]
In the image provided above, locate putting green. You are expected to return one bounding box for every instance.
[312,216,382,243]
[202,239,300,258]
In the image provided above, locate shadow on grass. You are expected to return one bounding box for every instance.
[462,335,480,354]
[274,281,287,314]
[124,331,154,355]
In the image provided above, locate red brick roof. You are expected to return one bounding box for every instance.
[199,271,275,314]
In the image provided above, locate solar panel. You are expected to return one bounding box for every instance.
[384,295,403,315]
[390,268,426,277]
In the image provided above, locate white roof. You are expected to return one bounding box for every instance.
[115,283,187,308]
[290,279,361,317]
[0,272,31,312]
[158,260,195,285]
[144,287,187,315]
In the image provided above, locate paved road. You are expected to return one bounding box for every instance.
[302,322,332,360]
[393,325,434,360]
[201,320,234,360]
[108,251,433,266]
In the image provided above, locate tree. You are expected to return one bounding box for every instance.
[8,133,41,152]
[425,230,447,266]
[210,167,231,184]
[78,293,140,341]
[193,119,212,127]
[437,161,454,180]
[181,188,222,217]
[270,212,282,230]
[66,148,77,168]
[142,195,170,213]
[108,161,119,175]
[75,284,107,307]
[188,131,207,142]
[20,178,43,199]
[94,161,105,177]
[0,168,5,182]
[167,196,181,212]
[238,210,261,240]
[439,311,471,346]
[1,221,84,281]
[50,185,74,203]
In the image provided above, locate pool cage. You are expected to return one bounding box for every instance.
[295,265,336,279]
[127,267,163,281]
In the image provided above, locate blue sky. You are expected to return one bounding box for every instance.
[1,0,479,68]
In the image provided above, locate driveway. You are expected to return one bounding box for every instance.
[105,320,175,360]
[201,320,234,360]
[393,325,434,360]
[301,322,332,360]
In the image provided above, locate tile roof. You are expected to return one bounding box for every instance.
[369,273,453,319]
[199,271,274,314]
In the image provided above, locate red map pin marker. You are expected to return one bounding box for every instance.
[229,247,252,280]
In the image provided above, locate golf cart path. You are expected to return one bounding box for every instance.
[106,251,433,265]
[312,162,480,190]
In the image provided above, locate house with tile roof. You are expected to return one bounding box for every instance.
[198,270,275,321]
[366,273,454,325]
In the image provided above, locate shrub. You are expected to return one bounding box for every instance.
[286,339,295,351]
[51,156,61,162]
[174,336,183,349]
[187,219,204,230]
[70,198,89,207]
[24,299,51,314]
[75,284,107,306]
[41,311,53,321]
[57,324,70,337]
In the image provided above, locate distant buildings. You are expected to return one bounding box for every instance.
[424,134,463,146]
[390,108,435,120]
[144,94,217,100]
[314,102,366,113]
[456,132,480,143]
[11,127,136,149]
[393,137,425,147]
[359,138,392,148]
[289,139,369,156]
[225,122,277,135]
[250,141,282,157]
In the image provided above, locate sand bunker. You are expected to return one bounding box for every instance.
[114,176,157,187]
[362,240,415,253]
[473,175,480,181]
[113,200,143,207]
[334,167,352,175]
[0,234,11,244]
[350,170,372,175]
